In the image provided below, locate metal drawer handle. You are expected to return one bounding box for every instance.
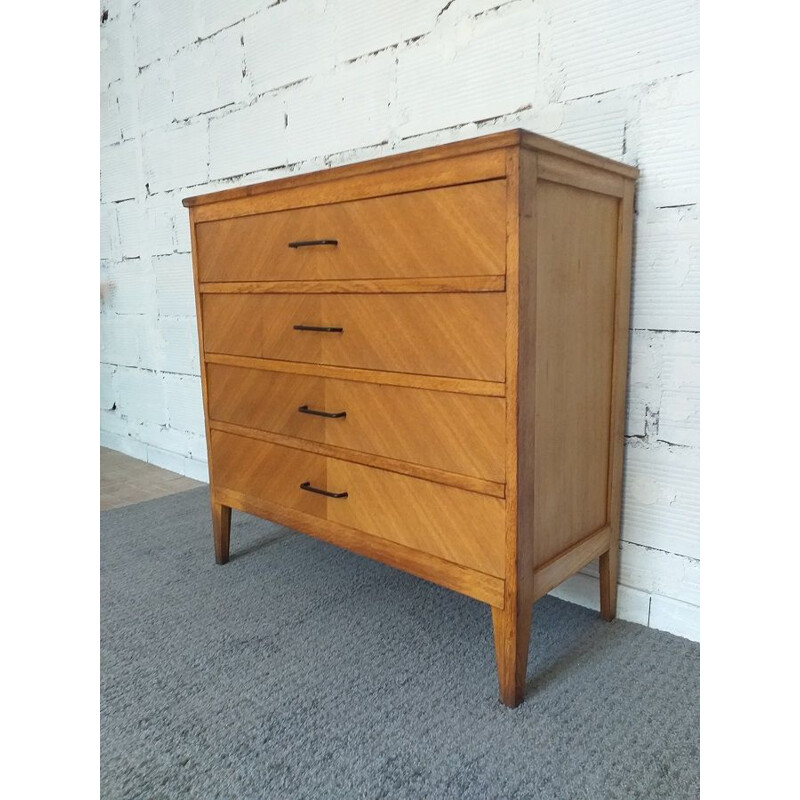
[293,324,343,333]
[288,239,338,248]
[298,405,346,419]
[300,481,348,499]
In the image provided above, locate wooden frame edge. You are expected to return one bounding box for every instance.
[199,275,506,295]
[532,525,612,601]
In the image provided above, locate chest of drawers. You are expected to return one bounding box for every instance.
[183,129,637,707]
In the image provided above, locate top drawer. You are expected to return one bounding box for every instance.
[194,181,506,283]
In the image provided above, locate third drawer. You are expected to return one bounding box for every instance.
[206,363,506,484]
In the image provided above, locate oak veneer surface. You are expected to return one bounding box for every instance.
[202,292,506,381]
[184,129,637,707]
[196,180,506,282]
[206,363,506,483]
[211,430,506,577]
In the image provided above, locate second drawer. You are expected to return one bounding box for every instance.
[206,363,506,483]
[201,292,506,382]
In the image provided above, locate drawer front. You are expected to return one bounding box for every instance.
[202,293,506,382]
[211,430,505,577]
[206,363,506,482]
[195,181,506,283]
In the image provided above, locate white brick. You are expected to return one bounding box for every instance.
[582,541,700,607]
[194,0,262,40]
[622,442,699,559]
[174,206,193,252]
[396,4,538,138]
[142,122,208,192]
[144,193,178,256]
[637,101,699,211]
[101,313,158,369]
[172,26,246,121]
[100,364,117,410]
[101,430,148,461]
[286,55,393,162]
[134,0,197,68]
[625,332,659,437]
[137,59,174,132]
[101,315,143,368]
[136,420,192,452]
[183,457,209,483]
[113,368,167,425]
[103,262,156,315]
[659,390,700,448]
[648,595,699,642]
[625,545,700,607]
[100,140,139,202]
[146,444,190,474]
[153,254,195,316]
[625,331,699,444]
[157,318,200,375]
[100,15,124,87]
[546,94,628,161]
[99,203,120,262]
[118,77,139,140]
[208,96,285,179]
[100,407,133,438]
[100,84,122,146]
[164,374,205,434]
[544,0,699,101]
[631,216,699,332]
[115,200,145,260]
[245,0,332,94]
[330,0,437,63]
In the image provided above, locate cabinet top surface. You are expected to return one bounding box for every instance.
[182,128,638,208]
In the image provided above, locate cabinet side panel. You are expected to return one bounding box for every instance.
[533,181,620,567]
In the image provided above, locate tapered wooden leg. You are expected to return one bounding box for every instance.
[212,502,232,565]
[491,599,532,708]
[599,544,619,621]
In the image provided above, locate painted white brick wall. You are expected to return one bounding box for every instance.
[100,0,700,640]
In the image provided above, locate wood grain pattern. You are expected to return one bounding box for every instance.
[210,429,506,577]
[532,181,620,567]
[492,146,538,708]
[199,275,506,294]
[209,419,505,498]
[213,486,505,607]
[206,363,506,483]
[211,501,232,565]
[532,525,611,601]
[537,153,626,197]
[204,353,506,397]
[191,150,507,223]
[202,292,506,381]
[196,181,506,283]
[600,180,635,621]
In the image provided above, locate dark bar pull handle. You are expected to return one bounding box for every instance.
[288,239,338,248]
[298,405,346,419]
[300,481,348,499]
[293,324,344,333]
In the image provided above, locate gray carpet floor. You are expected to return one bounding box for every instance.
[101,486,699,800]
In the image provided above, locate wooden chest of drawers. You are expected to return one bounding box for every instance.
[183,129,637,707]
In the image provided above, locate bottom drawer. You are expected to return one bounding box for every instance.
[210,430,505,577]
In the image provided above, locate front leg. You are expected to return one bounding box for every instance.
[211,501,232,564]
[491,598,532,708]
